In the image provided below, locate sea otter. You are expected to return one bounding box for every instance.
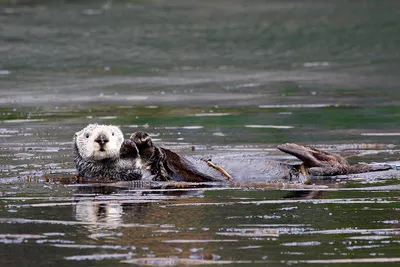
[73,124,392,182]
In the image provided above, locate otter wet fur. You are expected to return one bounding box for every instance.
[73,124,141,180]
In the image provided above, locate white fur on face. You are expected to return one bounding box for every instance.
[74,124,124,161]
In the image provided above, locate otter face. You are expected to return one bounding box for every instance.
[74,124,124,161]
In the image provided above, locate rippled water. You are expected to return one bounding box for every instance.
[1,0,400,266]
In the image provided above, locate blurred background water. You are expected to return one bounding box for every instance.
[0,0,400,266]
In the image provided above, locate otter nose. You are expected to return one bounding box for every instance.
[95,134,109,145]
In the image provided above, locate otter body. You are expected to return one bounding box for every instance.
[187,153,298,182]
[130,132,309,183]
[73,125,393,183]
[73,124,141,180]
[130,132,392,183]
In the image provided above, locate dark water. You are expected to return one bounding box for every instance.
[1,0,400,266]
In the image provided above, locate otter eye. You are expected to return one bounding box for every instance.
[85,133,90,138]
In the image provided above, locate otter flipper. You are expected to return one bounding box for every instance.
[278,143,352,175]
[348,163,392,173]
[277,143,348,168]
[278,143,393,176]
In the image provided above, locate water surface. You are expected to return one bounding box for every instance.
[1,0,400,266]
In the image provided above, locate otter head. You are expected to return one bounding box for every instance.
[74,124,124,161]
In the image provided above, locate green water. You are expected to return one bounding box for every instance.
[1,0,400,266]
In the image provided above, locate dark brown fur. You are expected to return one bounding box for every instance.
[131,132,219,182]
[129,133,392,182]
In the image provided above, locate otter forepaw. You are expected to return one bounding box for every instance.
[120,139,139,159]
[130,131,154,149]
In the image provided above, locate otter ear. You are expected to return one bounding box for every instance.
[74,129,84,137]
[73,132,80,142]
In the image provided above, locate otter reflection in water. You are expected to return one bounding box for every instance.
[73,124,393,184]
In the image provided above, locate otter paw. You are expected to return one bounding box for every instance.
[130,131,154,150]
[120,139,139,159]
